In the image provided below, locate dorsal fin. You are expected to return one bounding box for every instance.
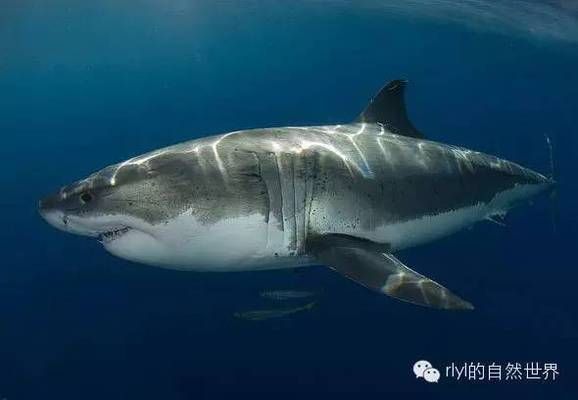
[356,79,424,139]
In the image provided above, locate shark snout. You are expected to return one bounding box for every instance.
[39,208,67,231]
[39,193,62,214]
[38,189,141,239]
[38,193,70,233]
[38,192,94,236]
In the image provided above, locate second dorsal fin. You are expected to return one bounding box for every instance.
[356,79,424,139]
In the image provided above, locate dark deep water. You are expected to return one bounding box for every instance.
[1,1,578,398]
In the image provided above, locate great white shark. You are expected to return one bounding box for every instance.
[39,80,554,310]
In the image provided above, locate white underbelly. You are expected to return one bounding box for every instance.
[104,212,305,271]
[367,183,540,250]
[370,203,487,250]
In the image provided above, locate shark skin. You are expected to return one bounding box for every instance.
[39,80,554,310]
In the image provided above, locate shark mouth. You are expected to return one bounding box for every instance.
[99,227,131,243]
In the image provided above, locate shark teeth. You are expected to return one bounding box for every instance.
[99,227,131,243]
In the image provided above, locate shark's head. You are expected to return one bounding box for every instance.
[40,164,144,236]
[38,154,201,266]
[38,147,271,270]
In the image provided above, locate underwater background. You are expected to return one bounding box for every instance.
[1,0,577,398]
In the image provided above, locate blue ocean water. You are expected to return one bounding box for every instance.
[1,0,577,398]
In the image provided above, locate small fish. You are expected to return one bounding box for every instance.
[234,301,316,321]
[260,290,317,301]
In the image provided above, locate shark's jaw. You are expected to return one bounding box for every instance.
[99,226,132,244]
[38,207,169,265]
[39,208,133,238]
[38,207,158,254]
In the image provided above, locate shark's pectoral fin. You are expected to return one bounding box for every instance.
[377,253,474,310]
[307,234,473,310]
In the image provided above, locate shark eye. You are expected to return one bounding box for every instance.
[80,192,94,204]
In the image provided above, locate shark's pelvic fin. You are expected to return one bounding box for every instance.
[308,234,473,310]
[355,79,425,139]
